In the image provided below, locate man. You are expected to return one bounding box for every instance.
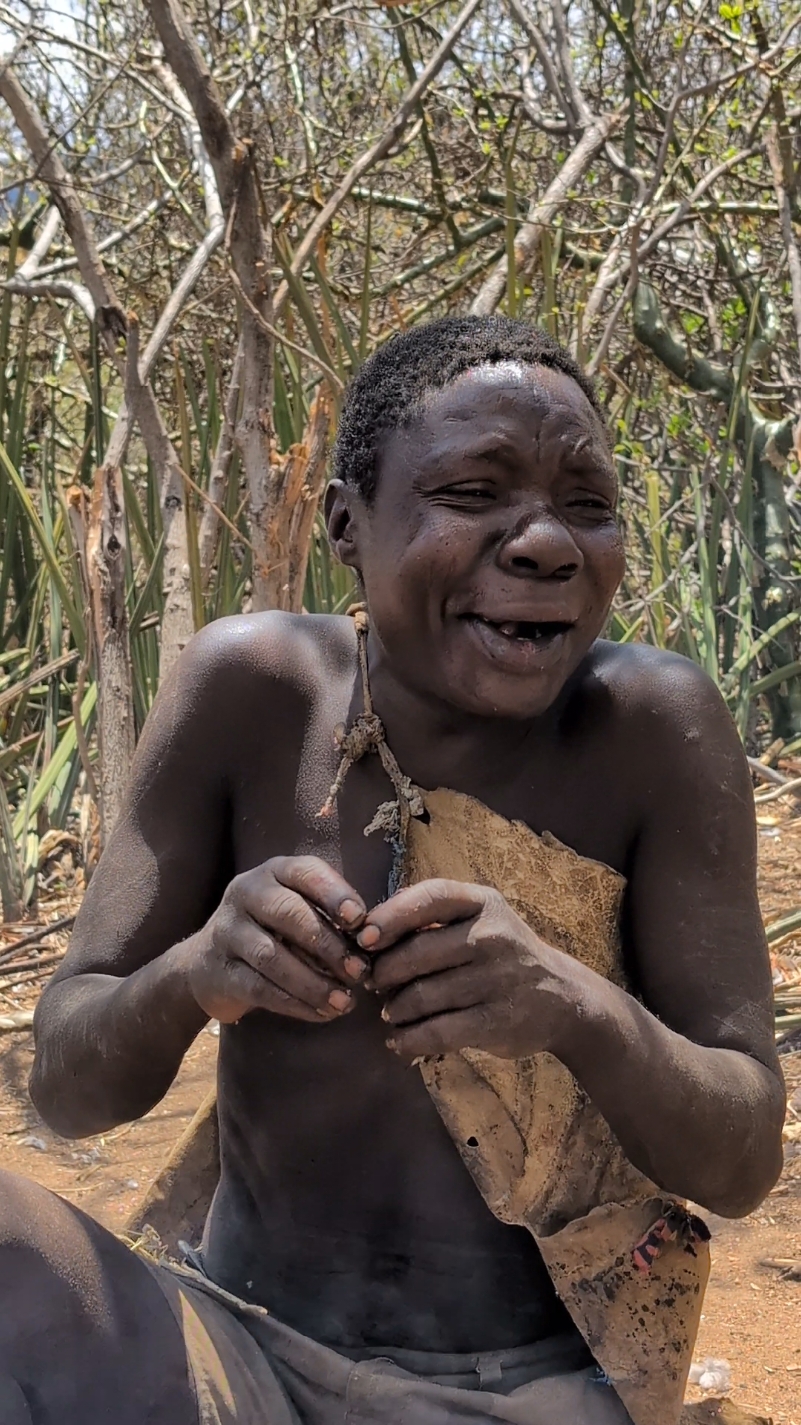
[0,315,784,1425]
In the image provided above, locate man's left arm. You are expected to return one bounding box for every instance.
[563,656,784,1216]
[363,659,785,1218]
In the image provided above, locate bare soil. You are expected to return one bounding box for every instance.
[1,801,800,1422]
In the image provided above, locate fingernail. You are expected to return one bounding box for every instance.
[380,1004,391,1022]
[411,1056,425,1067]
[328,989,352,1012]
[386,1037,397,1052]
[339,898,364,926]
[344,955,368,981]
[357,925,381,949]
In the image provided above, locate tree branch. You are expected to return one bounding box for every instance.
[198,336,243,581]
[548,0,594,129]
[0,65,127,337]
[124,312,194,673]
[15,204,60,279]
[470,111,616,316]
[2,276,94,322]
[272,0,483,318]
[765,126,801,375]
[632,282,735,404]
[505,0,575,132]
[144,0,271,314]
[145,0,274,606]
[35,191,176,280]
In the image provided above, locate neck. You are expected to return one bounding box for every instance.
[363,630,558,795]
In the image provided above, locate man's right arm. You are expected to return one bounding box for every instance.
[30,624,239,1137]
[30,617,367,1139]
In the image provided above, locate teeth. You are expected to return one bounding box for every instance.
[473,616,569,643]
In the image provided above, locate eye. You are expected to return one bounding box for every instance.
[563,491,616,525]
[430,482,497,504]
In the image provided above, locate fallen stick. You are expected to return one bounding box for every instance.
[0,951,64,978]
[765,908,801,944]
[754,775,801,805]
[0,1009,34,1032]
[759,1256,801,1280]
[747,756,790,787]
[0,915,75,966]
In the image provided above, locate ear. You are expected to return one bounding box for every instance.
[325,479,364,572]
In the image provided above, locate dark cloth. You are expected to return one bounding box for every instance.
[148,1259,633,1425]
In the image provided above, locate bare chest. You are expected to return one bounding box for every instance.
[226,668,633,908]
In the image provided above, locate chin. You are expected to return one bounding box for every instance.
[445,671,569,721]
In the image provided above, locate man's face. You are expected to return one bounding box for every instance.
[329,362,625,720]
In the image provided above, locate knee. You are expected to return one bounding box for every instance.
[0,1168,111,1325]
[0,1169,45,1247]
[0,1171,77,1327]
[0,1168,71,1252]
[0,1168,128,1375]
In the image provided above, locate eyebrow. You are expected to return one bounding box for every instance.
[414,433,519,469]
[443,432,523,459]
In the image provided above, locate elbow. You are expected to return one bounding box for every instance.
[28,995,98,1138]
[693,1090,786,1220]
[29,1061,80,1139]
[28,1047,105,1140]
[29,996,151,1139]
[703,1137,784,1220]
[29,1046,168,1140]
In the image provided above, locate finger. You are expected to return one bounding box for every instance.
[239,879,367,985]
[386,1007,491,1063]
[369,923,475,993]
[381,966,484,1027]
[270,856,367,931]
[235,924,355,1018]
[222,959,335,1024]
[358,880,488,953]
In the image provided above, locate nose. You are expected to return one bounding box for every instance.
[496,507,583,581]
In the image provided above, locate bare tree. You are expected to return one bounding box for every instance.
[1,0,801,867]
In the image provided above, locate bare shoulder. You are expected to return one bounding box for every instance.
[111,612,359,833]
[139,612,356,746]
[163,610,355,699]
[581,640,756,877]
[586,639,745,767]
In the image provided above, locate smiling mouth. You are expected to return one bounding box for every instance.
[464,615,574,646]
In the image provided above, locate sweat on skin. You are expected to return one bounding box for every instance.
[0,338,784,1425]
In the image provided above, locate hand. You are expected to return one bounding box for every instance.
[188,856,369,1024]
[358,879,581,1062]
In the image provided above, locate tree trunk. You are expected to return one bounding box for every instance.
[124,313,195,678]
[752,420,801,739]
[69,469,136,846]
[199,337,243,583]
[159,471,196,679]
[257,385,332,612]
[632,281,801,741]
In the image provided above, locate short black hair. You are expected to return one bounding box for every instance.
[333,313,604,500]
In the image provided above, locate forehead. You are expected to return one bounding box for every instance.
[388,361,611,468]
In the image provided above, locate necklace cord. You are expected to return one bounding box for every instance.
[317,604,424,844]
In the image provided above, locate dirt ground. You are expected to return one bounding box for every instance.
[1,795,800,1422]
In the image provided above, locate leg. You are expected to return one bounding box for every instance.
[0,1169,197,1425]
